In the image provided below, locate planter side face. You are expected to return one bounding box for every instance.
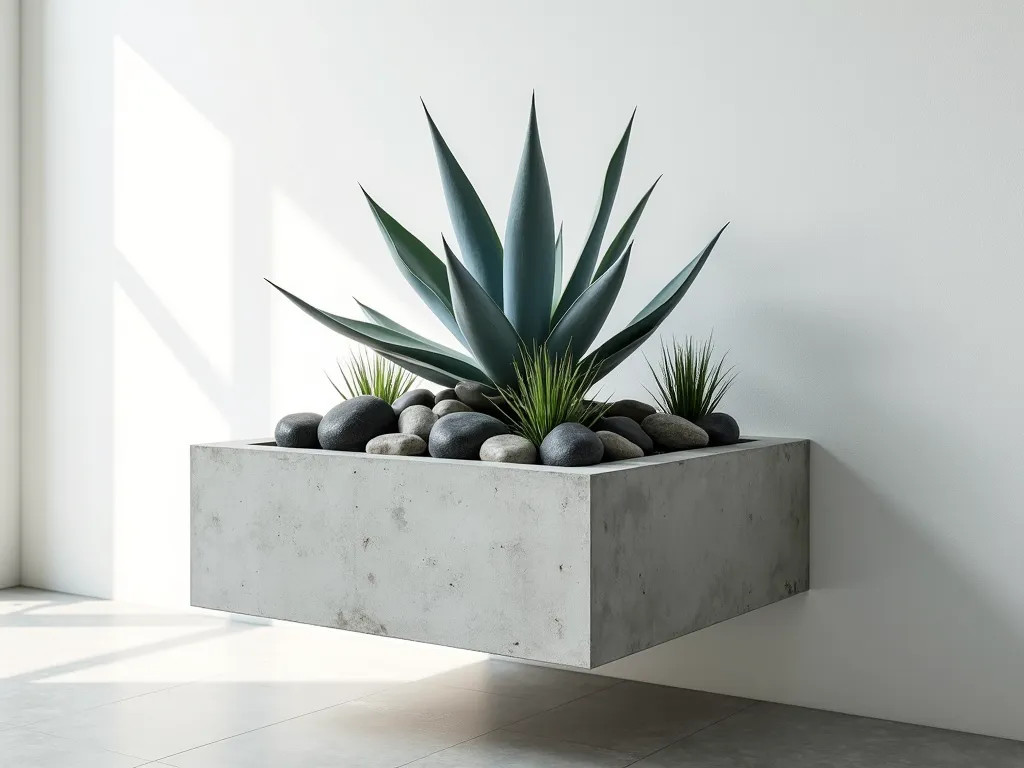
[191,446,593,666]
[589,439,810,666]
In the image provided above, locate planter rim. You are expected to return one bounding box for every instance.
[194,436,806,476]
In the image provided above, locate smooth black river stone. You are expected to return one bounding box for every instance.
[392,388,436,416]
[428,411,509,460]
[604,399,656,423]
[318,396,397,452]
[539,423,604,467]
[696,412,741,446]
[434,388,458,404]
[274,412,322,449]
[594,415,655,455]
[455,382,506,419]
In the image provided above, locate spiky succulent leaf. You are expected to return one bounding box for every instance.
[582,224,727,381]
[361,188,466,345]
[592,176,660,282]
[545,242,633,361]
[376,350,462,388]
[354,299,468,357]
[551,223,563,314]
[443,238,525,387]
[266,279,492,385]
[552,111,634,325]
[503,95,555,345]
[422,101,504,308]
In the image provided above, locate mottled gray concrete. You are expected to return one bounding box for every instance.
[191,437,809,668]
[590,439,810,665]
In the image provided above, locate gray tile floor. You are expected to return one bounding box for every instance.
[1,588,1021,767]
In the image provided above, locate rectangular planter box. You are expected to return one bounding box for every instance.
[191,437,809,669]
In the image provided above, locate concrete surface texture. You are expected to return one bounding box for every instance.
[3,587,1023,767]
[191,437,808,668]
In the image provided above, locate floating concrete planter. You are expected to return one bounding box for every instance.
[191,437,809,668]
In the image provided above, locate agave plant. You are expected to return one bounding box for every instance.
[268,96,727,392]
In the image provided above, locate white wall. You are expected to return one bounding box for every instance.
[0,0,18,588]
[20,0,1024,740]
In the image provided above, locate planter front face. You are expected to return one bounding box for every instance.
[191,438,809,668]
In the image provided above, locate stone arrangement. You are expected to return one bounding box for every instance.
[274,384,742,467]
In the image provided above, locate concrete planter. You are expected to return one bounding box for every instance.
[191,437,809,668]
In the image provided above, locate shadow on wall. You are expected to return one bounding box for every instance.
[601,300,1024,738]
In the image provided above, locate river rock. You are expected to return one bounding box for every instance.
[696,412,741,446]
[539,423,604,467]
[428,412,509,460]
[398,405,437,442]
[434,388,458,404]
[596,431,644,461]
[365,433,426,456]
[605,398,656,423]
[455,381,506,419]
[641,413,709,450]
[318,395,397,451]
[433,399,473,417]
[391,388,436,416]
[479,434,537,464]
[274,412,322,449]
[594,415,654,455]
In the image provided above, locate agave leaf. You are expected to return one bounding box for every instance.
[551,223,563,314]
[266,279,492,385]
[376,350,462,388]
[443,238,524,387]
[551,111,634,325]
[593,176,660,282]
[422,101,504,308]
[503,94,555,345]
[361,188,466,345]
[582,224,727,381]
[545,242,633,361]
[354,299,472,361]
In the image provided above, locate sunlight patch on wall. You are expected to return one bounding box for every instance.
[112,37,233,603]
[268,189,433,412]
[113,37,233,384]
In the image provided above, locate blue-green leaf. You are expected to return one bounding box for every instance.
[422,101,504,308]
[546,242,633,361]
[592,176,660,282]
[551,223,563,314]
[267,279,492,385]
[443,238,525,387]
[503,95,555,345]
[582,224,727,381]
[376,351,462,388]
[361,188,466,345]
[551,111,634,325]
[354,299,471,359]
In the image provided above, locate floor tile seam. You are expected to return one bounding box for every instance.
[494,726,636,761]
[392,679,629,767]
[10,726,150,762]
[16,679,201,732]
[619,699,763,767]
[125,695,380,764]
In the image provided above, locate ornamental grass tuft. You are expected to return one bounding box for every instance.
[646,336,736,421]
[328,350,417,404]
